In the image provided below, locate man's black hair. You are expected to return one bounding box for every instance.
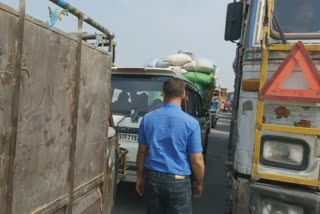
[163,78,186,100]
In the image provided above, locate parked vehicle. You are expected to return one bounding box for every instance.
[225,0,320,213]
[223,100,230,112]
[111,67,210,182]
[0,1,118,213]
[210,89,222,128]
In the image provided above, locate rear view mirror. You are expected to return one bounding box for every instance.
[224,1,243,41]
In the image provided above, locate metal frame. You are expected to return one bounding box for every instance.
[48,1,117,213]
[49,0,115,51]
[251,0,320,188]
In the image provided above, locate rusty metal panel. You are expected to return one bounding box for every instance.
[72,189,102,214]
[0,2,114,213]
[11,14,77,214]
[74,45,111,187]
[103,138,118,213]
[0,7,17,210]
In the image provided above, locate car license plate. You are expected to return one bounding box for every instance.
[119,133,138,142]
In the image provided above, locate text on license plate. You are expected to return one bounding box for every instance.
[119,133,138,142]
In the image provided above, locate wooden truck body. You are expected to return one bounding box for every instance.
[0,2,118,213]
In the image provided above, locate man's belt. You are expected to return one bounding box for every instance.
[145,168,189,180]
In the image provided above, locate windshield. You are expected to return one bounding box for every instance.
[111,75,170,116]
[272,0,320,36]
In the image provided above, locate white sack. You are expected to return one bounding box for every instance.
[182,58,215,73]
[163,53,193,66]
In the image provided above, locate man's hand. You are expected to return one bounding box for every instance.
[136,177,145,197]
[192,180,204,199]
[136,144,148,197]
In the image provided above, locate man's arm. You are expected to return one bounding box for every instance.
[189,152,205,198]
[137,144,148,178]
[136,145,148,197]
[187,122,205,198]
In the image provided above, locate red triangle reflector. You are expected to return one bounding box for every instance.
[260,41,320,103]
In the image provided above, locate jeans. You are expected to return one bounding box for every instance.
[144,168,192,214]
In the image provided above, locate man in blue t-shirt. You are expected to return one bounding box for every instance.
[136,78,205,214]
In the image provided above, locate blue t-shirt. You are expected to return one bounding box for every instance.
[138,103,202,175]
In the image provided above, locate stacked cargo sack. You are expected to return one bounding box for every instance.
[146,51,216,107]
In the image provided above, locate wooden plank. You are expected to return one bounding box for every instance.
[0,8,16,213]
[0,2,115,213]
[103,138,118,214]
[66,18,83,214]
[4,1,25,213]
[102,53,115,214]
[74,42,112,188]
[72,189,102,214]
[11,13,77,214]
[32,174,103,214]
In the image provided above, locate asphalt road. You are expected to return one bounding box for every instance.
[113,113,231,214]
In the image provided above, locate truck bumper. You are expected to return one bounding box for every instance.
[232,177,320,213]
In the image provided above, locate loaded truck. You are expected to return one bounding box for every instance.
[111,67,210,182]
[225,0,320,213]
[0,1,119,213]
[146,52,217,133]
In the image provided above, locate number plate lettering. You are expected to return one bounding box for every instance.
[119,133,138,142]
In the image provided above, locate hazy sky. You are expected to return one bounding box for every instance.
[1,0,236,91]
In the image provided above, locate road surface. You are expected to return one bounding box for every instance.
[113,113,231,214]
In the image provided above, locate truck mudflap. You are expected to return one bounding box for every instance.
[232,177,320,214]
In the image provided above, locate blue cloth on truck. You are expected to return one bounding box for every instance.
[138,103,202,176]
[211,101,219,111]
